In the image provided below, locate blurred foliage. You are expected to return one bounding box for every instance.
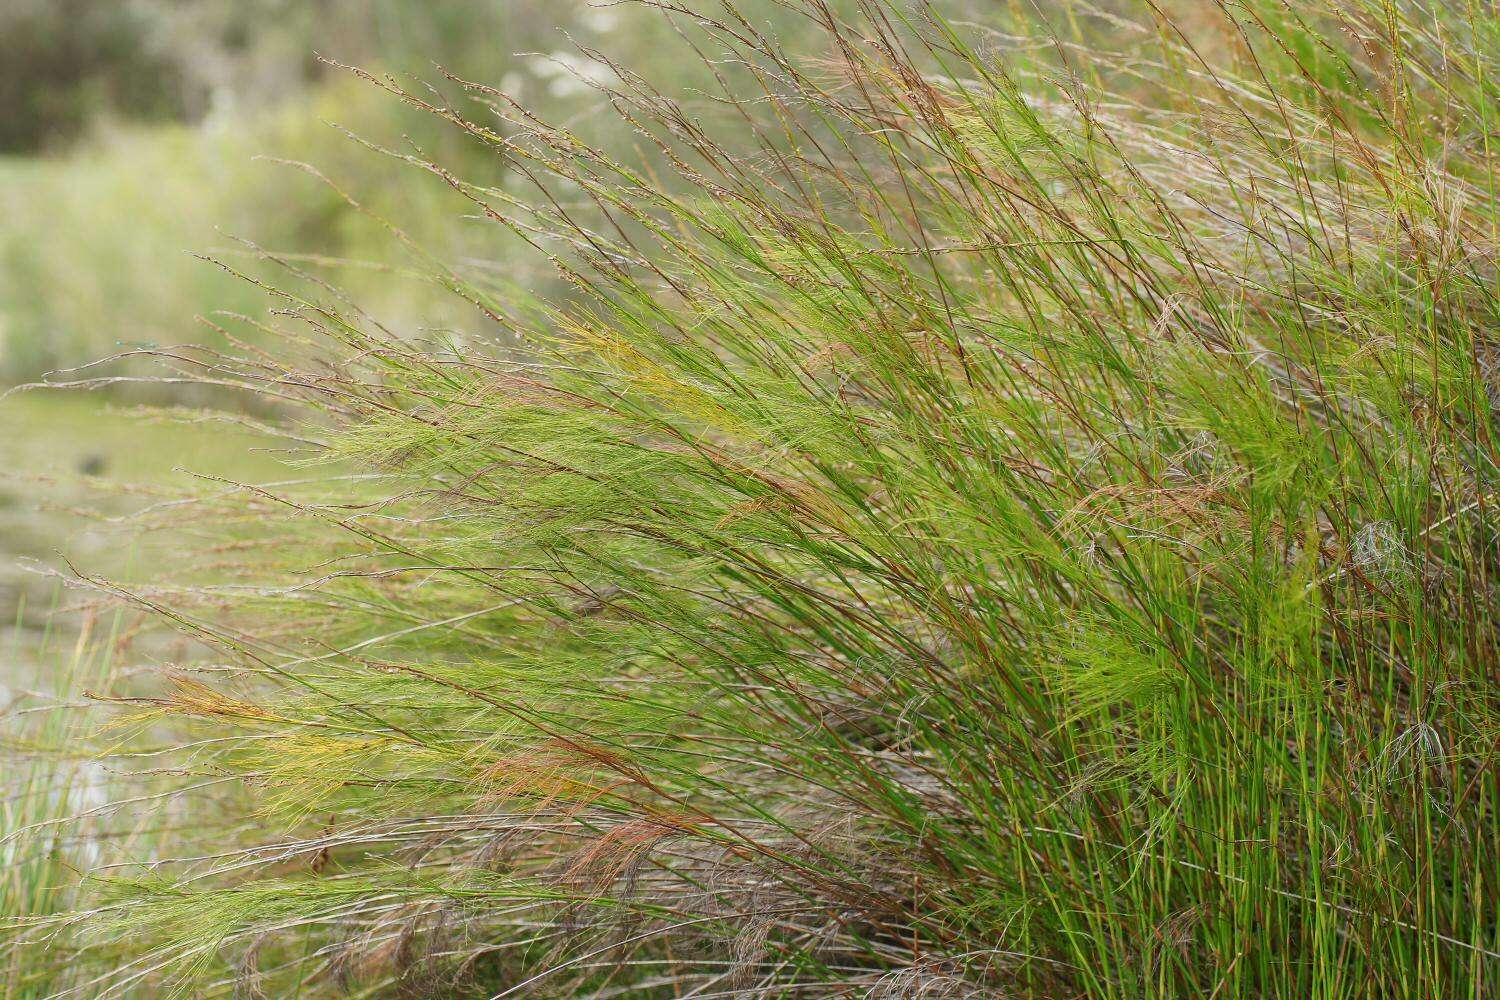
[0,0,187,152]
[0,0,535,153]
[0,1,705,389]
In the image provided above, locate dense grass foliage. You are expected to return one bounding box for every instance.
[16,0,1499,995]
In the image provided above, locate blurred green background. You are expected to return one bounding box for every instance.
[0,0,708,683]
[0,0,679,384]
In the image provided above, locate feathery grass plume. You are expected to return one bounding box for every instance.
[35,0,1500,995]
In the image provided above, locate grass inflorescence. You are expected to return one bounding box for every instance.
[21,0,1500,995]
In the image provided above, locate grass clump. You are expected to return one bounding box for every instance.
[32,0,1500,995]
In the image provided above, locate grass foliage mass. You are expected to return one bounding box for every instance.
[6,0,1499,996]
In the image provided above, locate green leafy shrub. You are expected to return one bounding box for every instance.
[36,0,1500,995]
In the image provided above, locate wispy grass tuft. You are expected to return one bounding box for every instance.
[30,0,1500,995]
